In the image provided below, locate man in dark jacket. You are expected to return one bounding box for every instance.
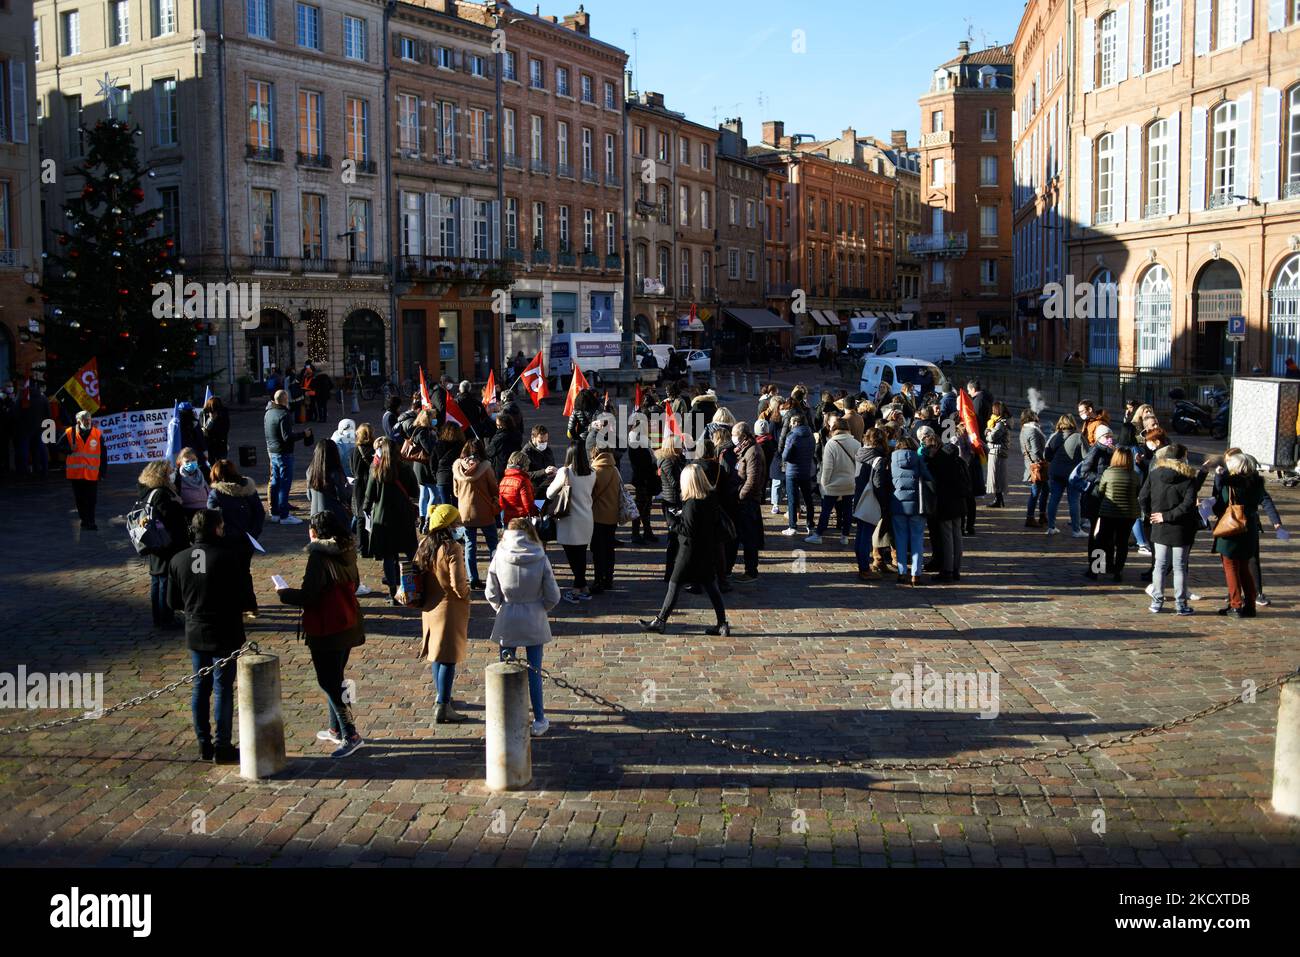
[498,390,525,435]
[731,422,766,582]
[780,415,816,535]
[264,390,310,525]
[1138,444,1204,615]
[966,380,994,436]
[921,427,970,582]
[487,416,523,480]
[168,510,256,763]
[523,425,556,489]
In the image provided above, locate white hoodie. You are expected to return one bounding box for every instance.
[485,530,561,647]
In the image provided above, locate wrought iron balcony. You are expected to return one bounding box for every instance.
[531,248,552,265]
[347,158,377,175]
[245,144,283,163]
[581,252,600,269]
[1285,179,1300,199]
[1144,198,1168,218]
[530,158,550,175]
[1195,290,1243,323]
[605,254,622,270]
[399,255,509,283]
[504,152,523,170]
[250,254,290,271]
[581,167,599,185]
[604,172,622,189]
[1208,188,1235,210]
[300,257,336,273]
[556,162,574,179]
[907,231,968,258]
[505,247,526,263]
[296,151,332,170]
[557,250,577,267]
[345,258,385,275]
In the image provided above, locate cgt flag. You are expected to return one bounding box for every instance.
[418,367,433,410]
[957,387,986,459]
[520,351,549,409]
[481,369,497,410]
[62,358,101,413]
[563,361,591,418]
[443,387,469,430]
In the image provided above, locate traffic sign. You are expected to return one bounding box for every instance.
[1227,315,1246,342]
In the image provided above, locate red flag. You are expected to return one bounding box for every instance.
[481,369,497,410]
[444,387,469,429]
[634,382,643,410]
[957,388,986,458]
[665,407,683,439]
[418,367,433,410]
[520,351,549,409]
[603,390,610,410]
[563,362,590,418]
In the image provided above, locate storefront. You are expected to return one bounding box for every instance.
[719,307,792,363]
[342,310,386,388]
[244,309,295,386]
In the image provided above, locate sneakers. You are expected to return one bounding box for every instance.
[770,505,783,515]
[1176,603,1194,616]
[1257,593,1272,607]
[1189,593,1203,602]
[1071,529,1089,539]
[705,622,732,636]
[733,573,759,584]
[280,514,304,526]
[639,617,667,633]
[530,718,550,737]
[1148,600,1164,614]
[317,729,344,746]
[213,745,240,765]
[331,734,365,757]
[1145,583,1158,600]
[356,583,373,597]
[563,590,583,604]
[267,515,281,524]
[781,527,800,536]
[803,533,823,544]
[1046,527,1060,536]
[1137,545,1153,556]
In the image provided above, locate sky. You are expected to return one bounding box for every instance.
[571,0,1026,147]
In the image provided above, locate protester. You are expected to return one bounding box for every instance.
[201,395,231,465]
[984,401,1010,509]
[381,395,403,442]
[780,413,817,536]
[1211,451,1266,618]
[967,380,994,436]
[1079,400,1111,448]
[627,422,661,545]
[549,442,597,603]
[589,446,624,594]
[567,388,600,446]
[348,424,376,597]
[921,425,969,583]
[206,458,266,597]
[175,447,211,515]
[1139,443,1202,615]
[307,438,352,527]
[639,464,730,636]
[265,389,310,525]
[453,438,500,589]
[1020,409,1048,528]
[363,436,418,604]
[731,422,765,583]
[136,460,190,630]
[169,510,256,763]
[433,422,465,507]
[808,415,860,545]
[488,413,523,481]
[415,504,471,724]
[655,431,687,581]
[275,510,366,756]
[1093,447,1141,583]
[331,419,358,478]
[58,409,107,530]
[499,451,538,523]
[166,401,208,474]
[854,427,892,580]
[954,419,980,536]
[1211,454,1287,607]
[404,409,438,523]
[523,425,558,492]
[487,518,561,736]
[1045,415,1086,538]
[890,436,933,586]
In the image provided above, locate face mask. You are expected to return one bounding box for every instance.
[451,527,467,543]
[888,440,897,448]
[182,461,199,474]
[1147,443,1158,452]
[535,442,548,452]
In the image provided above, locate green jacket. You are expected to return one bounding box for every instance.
[1097,466,1139,519]
[1212,474,1264,560]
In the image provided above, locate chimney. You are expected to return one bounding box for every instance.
[644,91,665,109]
[722,117,743,136]
[957,40,970,56]
[842,127,857,144]
[891,129,909,150]
[762,120,785,147]
[562,5,590,34]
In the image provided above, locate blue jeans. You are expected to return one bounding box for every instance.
[432,662,456,704]
[1025,482,1047,520]
[1047,478,1081,532]
[500,645,545,721]
[854,520,876,573]
[151,573,175,624]
[418,484,437,523]
[769,478,783,507]
[269,452,294,519]
[816,494,853,536]
[784,474,815,529]
[891,513,926,576]
[190,650,236,749]
[464,524,499,583]
[1132,517,1150,548]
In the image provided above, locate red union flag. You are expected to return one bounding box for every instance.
[481,369,497,410]
[958,387,986,459]
[418,366,433,410]
[563,361,590,418]
[63,358,101,413]
[443,387,469,429]
[520,351,548,409]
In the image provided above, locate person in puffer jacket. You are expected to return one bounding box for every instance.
[206,458,267,596]
[780,414,816,535]
[889,436,933,586]
[486,519,562,737]
[498,452,538,523]
[807,415,861,545]
[1138,443,1204,615]
[854,428,893,578]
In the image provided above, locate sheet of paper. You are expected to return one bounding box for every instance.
[271,574,289,591]
[247,533,266,553]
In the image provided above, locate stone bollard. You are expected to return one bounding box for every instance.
[485,662,532,791]
[729,371,737,392]
[1272,681,1300,817]
[237,653,287,781]
[753,377,762,396]
[740,371,749,392]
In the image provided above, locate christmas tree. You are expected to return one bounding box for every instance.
[41,116,196,409]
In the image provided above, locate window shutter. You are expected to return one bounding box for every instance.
[10,60,28,144]
[1127,124,1143,221]
[426,192,440,257]
[1269,0,1287,32]
[1113,129,1128,221]
[1260,87,1282,203]
[1170,0,1184,65]
[460,197,472,259]
[1082,18,1096,92]
[1078,134,1094,227]
[1189,105,1207,211]
[1234,91,1252,206]
[490,199,500,259]
[1132,0,1147,76]
[1238,0,1254,43]
[1167,110,1181,214]
[1194,0,1211,55]
[1116,3,1130,84]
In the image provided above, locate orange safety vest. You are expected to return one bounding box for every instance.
[65,427,103,482]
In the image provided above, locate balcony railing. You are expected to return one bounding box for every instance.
[604,171,622,188]
[346,158,377,175]
[530,158,550,175]
[767,282,796,297]
[250,254,290,271]
[581,252,601,269]
[301,256,337,273]
[531,248,552,265]
[1208,188,1236,210]
[297,151,332,170]
[907,231,968,257]
[1195,290,1243,323]
[1285,179,1300,199]
[345,258,385,275]
[245,144,284,163]
[556,162,574,179]
[557,250,577,267]
[605,254,622,270]
[505,247,526,263]
[504,152,523,170]
[398,255,509,283]
[581,167,599,184]
[700,285,716,300]
[1144,198,1168,219]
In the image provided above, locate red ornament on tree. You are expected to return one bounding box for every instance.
[130,187,145,202]
[57,235,69,246]
[118,288,130,296]
[165,239,175,249]
[82,185,95,198]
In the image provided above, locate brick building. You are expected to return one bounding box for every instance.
[860,131,923,321]
[914,41,1015,342]
[1,0,40,387]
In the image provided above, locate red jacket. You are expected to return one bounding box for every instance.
[498,468,536,522]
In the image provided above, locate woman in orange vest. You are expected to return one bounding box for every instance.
[58,410,107,530]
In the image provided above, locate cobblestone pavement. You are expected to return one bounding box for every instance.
[1,373,1298,868]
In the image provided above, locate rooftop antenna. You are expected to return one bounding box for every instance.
[632,27,639,92]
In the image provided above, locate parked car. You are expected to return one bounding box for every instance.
[793,334,838,362]
[859,356,943,401]
[685,349,712,374]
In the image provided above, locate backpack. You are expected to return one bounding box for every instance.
[126,489,173,556]
[617,481,640,525]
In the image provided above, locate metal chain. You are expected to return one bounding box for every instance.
[0,644,257,736]
[510,658,1300,772]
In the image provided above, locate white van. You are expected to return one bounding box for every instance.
[548,334,667,381]
[873,327,982,364]
[859,356,944,401]
[793,334,837,362]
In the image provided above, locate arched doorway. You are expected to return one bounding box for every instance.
[342,310,386,388]
[1193,260,1242,373]
[1088,269,1119,367]
[1135,265,1173,370]
[1270,254,1300,375]
[245,309,294,385]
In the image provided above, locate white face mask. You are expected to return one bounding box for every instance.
[535,442,548,452]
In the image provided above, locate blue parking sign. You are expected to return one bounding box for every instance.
[1228,315,1246,338]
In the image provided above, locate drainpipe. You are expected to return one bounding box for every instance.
[383,1,398,384]
[1063,1,1076,351]
[620,73,634,368]
[212,0,235,396]
[494,11,505,379]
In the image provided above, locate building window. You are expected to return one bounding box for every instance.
[298,90,323,159]
[1095,132,1118,223]
[247,81,274,148]
[437,47,454,70]
[932,158,946,187]
[152,0,176,37]
[470,108,488,163]
[605,211,617,256]
[61,11,80,56]
[437,196,458,257]
[1089,269,1120,366]
[529,58,544,89]
[34,18,42,62]
[604,81,617,109]
[679,184,689,225]
[346,197,371,260]
[556,120,569,172]
[1150,0,1174,70]
[1287,86,1300,196]
[980,156,998,186]
[1145,118,1169,216]
[110,1,130,46]
[558,205,570,249]
[556,67,570,97]
[505,198,518,250]
[657,246,671,286]
[581,74,594,103]
[604,133,616,176]
[345,97,369,162]
[530,114,543,163]
[247,0,271,39]
[532,202,545,248]
[679,136,690,166]
[301,193,325,260]
[473,200,491,259]
[657,131,670,162]
[680,251,691,295]
[1217,0,1242,49]
[979,205,998,238]
[727,248,740,280]
[398,37,417,62]
[400,192,424,256]
[980,259,998,286]
[981,109,996,141]
[108,85,131,123]
[251,188,278,256]
[343,16,367,60]
[1098,10,1119,87]
[581,127,593,174]
[931,110,944,133]
[657,184,671,226]
[729,195,739,226]
[438,101,457,161]
[153,79,177,146]
[1210,100,1238,208]
[397,93,420,156]
[1270,254,1300,373]
[469,55,486,77]
[746,251,757,281]
[503,109,516,161]
[503,51,517,82]
[582,208,594,252]
[745,199,756,228]
[1136,265,1173,369]
[701,143,712,170]
[295,3,321,50]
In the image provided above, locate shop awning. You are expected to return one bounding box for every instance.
[810,310,833,327]
[724,307,791,331]
[822,309,842,326]
[678,313,705,333]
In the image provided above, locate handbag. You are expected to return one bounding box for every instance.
[717,509,737,543]
[548,470,572,519]
[617,482,639,525]
[918,478,939,516]
[400,436,429,464]
[532,512,557,543]
[126,489,173,556]
[395,560,424,607]
[1212,488,1249,539]
[1029,460,1049,484]
[853,483,882,525]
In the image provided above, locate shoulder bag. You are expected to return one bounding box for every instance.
[1212,488,1249,539]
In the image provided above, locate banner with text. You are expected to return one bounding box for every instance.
[98,408,172,465]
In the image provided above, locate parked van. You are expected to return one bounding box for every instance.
[549,334,668,381]
[873,326,982,364]
[859,356,944,401]
[846,316,883,358]
[793,334,837,362]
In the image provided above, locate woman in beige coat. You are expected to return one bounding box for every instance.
[452,438,500,589]
[416,504,471,724]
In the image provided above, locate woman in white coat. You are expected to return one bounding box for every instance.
[807,415,862,545]
[546,442,597,604]
[486,518,561,736]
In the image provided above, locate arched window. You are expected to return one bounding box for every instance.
[1144,118,1170,217]
[1209,101,1238,209]
[1270,254,1300,375]
[1098,11,1119,86]
[1089,269,1120,366]
[1095,133,1118,223]
[1135,265,1173,370]
[1285,84,1300,199]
